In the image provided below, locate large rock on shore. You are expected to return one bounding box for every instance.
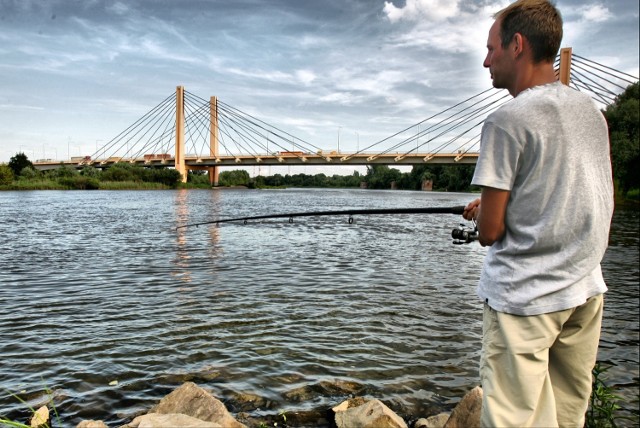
[330,385,482,428]
[126,413,221,427]
[119,382,246,428]
[443,385,482,428]
[333,398,408,428]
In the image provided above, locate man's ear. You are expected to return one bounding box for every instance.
[512,33,524,58]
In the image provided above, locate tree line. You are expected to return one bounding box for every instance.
[217,164,477,192]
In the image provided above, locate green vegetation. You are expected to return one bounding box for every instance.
[585,362,628,428]
[0,159,184,190]
[7,152,33,177]
[604,82,639,201]
[219,169,251,186]
[248,170,364,189]
[364,164,476,191]
[0,165,14,186]
[215,164,476,191]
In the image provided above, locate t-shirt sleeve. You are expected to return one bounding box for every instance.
[471,120,521,191]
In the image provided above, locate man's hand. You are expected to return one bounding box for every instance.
[463,198,481,221]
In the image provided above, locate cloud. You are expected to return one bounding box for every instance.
[382,2,497,54]
[107,2,130,16]
[0,103,44,111]
[579,4,612,22]
[383,0,461,23]
[295,70,316,86]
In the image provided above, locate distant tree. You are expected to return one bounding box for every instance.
[101,163,138,182]
[267,173,285,187]
[187,170,210,186]
[80,165,101,178]
[51,165,77,179]
[250,175,266,188]
[308,173,324,187]
[604,82,639,195]
[0,164,13,185]
[440,165,476,191]
[8,152,33,176]
[149,168,182,187]
[19,166,39,179]
[365,165,402,189]
[219,169,250,186]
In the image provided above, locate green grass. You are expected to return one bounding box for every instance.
[1,385,59,428]
[0,180,178,191]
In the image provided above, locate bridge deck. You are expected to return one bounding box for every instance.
[33,152,478,170]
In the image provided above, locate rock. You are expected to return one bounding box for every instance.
[283,379,365,402]
[334,398,408,428]
[226,391,271,412]
[77,420,109,428]
[126,413,222,427]
[30,405,49,428]
[332,396,369,413]
[150,382,246,428]
[414,412,450,428]
[443,386,482,428]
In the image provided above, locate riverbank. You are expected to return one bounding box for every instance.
[17,381,480,428]
[12,373,630,428]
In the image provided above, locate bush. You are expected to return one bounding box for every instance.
[188,171,211,187]
[219,169,250,186]
[0,164,14,185]
[147,168,182,188]
[80,166,101,178]
[19,166,39,179]
[58,176,100,190]
[101,164,138,182]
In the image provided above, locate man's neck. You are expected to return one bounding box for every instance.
[511,62,557,97]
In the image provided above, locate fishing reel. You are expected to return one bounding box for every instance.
[452,221,478,245]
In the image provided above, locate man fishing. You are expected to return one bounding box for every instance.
[462,0,614,426]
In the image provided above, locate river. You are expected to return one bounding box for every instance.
[0,189,637,426]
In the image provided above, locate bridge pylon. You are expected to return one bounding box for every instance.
[559,47,572,85]
[175,85,187,182]
[209,96,219,186]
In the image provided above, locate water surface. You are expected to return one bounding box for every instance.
[0,189,637,425]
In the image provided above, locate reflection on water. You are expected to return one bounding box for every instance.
[174,189,192,283]
[0,189,637,426]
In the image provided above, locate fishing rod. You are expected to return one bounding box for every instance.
[177,205,479,244]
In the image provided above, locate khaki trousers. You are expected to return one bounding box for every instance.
[480,294,603,428]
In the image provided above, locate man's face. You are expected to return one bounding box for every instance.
[483,19,514,90]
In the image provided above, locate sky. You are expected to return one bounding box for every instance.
[1,0,638,174]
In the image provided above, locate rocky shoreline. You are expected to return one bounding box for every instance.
[29,381,482,428]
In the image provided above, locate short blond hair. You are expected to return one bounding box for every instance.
[495,0,563,63]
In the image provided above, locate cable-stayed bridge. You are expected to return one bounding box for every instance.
[33,48,638,184]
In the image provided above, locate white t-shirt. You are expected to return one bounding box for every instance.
[472,81,614,316]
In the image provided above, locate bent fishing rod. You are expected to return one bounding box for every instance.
[177,205,478,245]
